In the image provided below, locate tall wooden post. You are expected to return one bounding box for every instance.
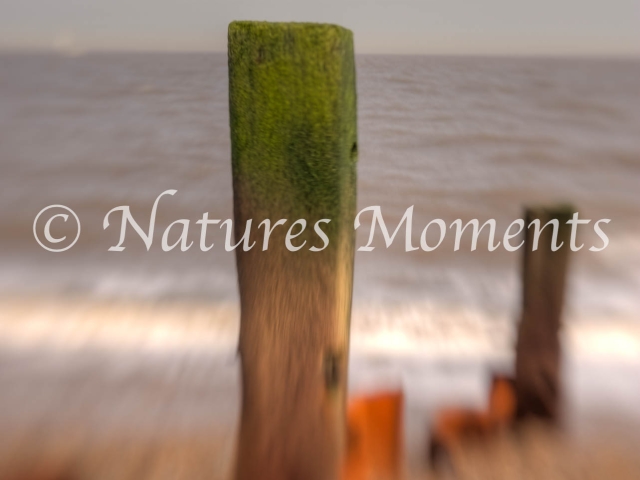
[228,22,357,480]
[515,206,573,424]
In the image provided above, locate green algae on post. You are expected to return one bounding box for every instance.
[228,21,357,480]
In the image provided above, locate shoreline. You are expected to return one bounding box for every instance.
[1,297,639,477]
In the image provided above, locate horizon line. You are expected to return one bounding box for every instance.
[1,46,639,61]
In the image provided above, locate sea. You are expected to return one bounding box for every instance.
[1,52,640,464]
[2,53,639,328]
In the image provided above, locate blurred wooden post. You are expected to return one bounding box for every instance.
[515,206,574,424]
[228,21,357,480]
[343,391,404,480]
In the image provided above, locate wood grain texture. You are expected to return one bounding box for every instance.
[228,21,357,480]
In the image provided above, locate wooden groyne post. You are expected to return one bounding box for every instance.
[515,206,574,424]
[228,21,357,480]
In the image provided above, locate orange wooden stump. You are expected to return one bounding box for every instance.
[427,375,517,471]
[342,390,404,480]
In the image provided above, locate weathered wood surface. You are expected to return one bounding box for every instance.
[228,21,358,480]
[515,206,573,424]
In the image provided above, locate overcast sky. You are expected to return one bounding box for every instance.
[1,0,638,56]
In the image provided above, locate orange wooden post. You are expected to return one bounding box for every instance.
[343,391,404,480]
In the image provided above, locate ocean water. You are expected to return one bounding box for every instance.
[1,54,640,471]
[1,52,639,350]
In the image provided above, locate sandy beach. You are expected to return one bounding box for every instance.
[1,298,639,479]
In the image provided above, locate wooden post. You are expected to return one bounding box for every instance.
[343,391,404,480]
[515,206,574,424]
[228,21,357,480]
